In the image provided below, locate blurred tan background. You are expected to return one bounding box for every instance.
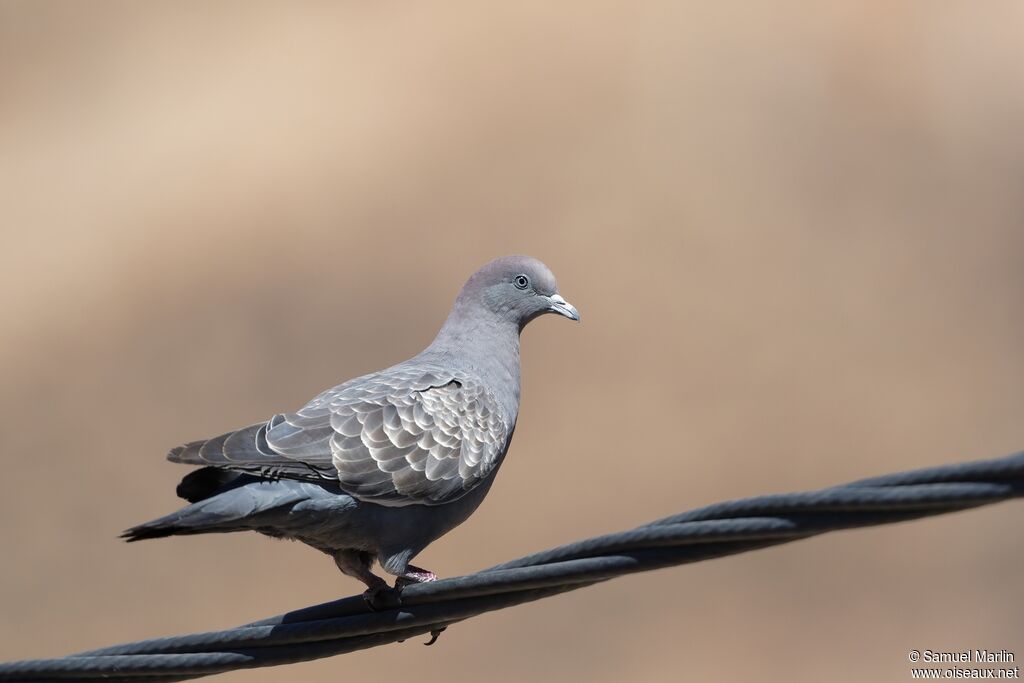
[1,2,1023,681]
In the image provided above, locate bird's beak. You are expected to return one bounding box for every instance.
[548,294,580,321]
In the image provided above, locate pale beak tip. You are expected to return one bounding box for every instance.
[549,294,580,322]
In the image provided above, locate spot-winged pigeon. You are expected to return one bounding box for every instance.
[123,255,579,606]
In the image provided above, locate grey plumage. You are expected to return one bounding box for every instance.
[123,255,578,598]
[167,367,506,505]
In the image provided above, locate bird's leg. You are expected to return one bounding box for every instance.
[332,550,399,609]
[393,564,445,644]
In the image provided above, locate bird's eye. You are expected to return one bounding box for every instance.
[513,274,530,290]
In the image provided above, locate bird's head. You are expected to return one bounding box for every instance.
[458,255,579,331]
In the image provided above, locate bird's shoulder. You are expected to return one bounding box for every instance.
[298,361,502,420]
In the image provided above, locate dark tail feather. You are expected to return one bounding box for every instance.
[120,504,224,542]
[120,495,250,543]
[120,518,189,542]
[121,468,253,542]
[120,486,234,543]
[121,473,305,543]
[176,466,252,503]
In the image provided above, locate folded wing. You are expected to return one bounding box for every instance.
[168,367,509,506]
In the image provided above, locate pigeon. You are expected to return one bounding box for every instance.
[123,254,579,607]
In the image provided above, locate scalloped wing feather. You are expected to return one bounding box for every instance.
[319,369,508,505]
[168,367,509,506]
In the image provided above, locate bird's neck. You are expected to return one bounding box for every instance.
[423,299,522,418]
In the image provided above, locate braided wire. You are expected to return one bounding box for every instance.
[1,451,1021,682]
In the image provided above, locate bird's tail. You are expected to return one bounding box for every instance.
[120,515,190,542]
[121,475,306,542]
[121,496,248,542]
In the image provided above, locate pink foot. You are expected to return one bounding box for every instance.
[395,564,438,587]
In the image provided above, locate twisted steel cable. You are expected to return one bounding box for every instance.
[2,450,1021,682]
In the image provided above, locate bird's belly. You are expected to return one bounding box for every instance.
[278,476,497,563]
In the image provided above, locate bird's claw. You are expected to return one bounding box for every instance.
[400,626,445,646]
[424,626,446,646]
[362,585,402,611]
[372,567,441,641]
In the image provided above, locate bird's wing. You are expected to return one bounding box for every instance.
[168,367,510,506]
[167,420,337,481]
